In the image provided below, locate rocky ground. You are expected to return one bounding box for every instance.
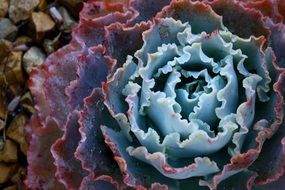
[0,0,82,189]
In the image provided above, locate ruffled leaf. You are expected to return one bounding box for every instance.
[267,22,285,68]
[128,0,172,25]
[74,1,134,48]
[25,117,65,190]
[79,175,119,190]
[239,0,285,23]
[51,111,88,189]
[209,0,270,39]
[66,45,115,111]
[156,0,224,34]
[105,22,151,69]
[216,170,258,190]
[80,0,127,21]
[255,173,285,190]
[277,0,285,21]
[200,71,285,190]
[127,146,220,179]
[249,72,285,186]
[29,43,80,127]
[75,89,124,187]
[101,125,211,189]
[26,0,285,189]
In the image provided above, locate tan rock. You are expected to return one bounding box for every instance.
[0,0,8,17]
[0,119,5,130]
[0,138,3,150]
[0,86,7,126]
[0,163,17,183]
[0,39,12,62]
[32,12,56,33]
[6,114,28,154]
[0,139,18,163]
[38,0,47,10]
[10,167,26,184]
[4,51,25,86]
[9,0,40,23]
[0,41,12,124]
[4,185,17,190]
[14,36,33,47]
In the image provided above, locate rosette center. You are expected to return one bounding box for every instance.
[104,17,272,179]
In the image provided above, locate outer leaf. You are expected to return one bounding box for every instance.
[79,175,119,190]
[75,89,125,187]
[74,0,134,48]
[156,0,224,34]
[24,114,41,143]
[277,0,285,21]
[29,43,80,127]
[239,0,283,23]
[127,0,172,25]
[80,0,127,21]
[255,173,285,190]
[51,111,88,189]
[267,22,285,69]
[217,170,258,190]
[66,45,116,111]
[25,117,65,190]
[105,22,151,69]
[209,0,270,39]
[200,69,285,190]
[249,72,285,187]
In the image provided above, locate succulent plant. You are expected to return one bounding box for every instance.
[25,0,285,189]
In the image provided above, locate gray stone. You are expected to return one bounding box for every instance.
[0,18,18,41]
[59,6,77,33]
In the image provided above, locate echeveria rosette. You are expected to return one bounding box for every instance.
[25,0,285,190]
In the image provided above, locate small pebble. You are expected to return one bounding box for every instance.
[4,185,17,190]
[0,0,9,17]
[0,119,5,131]
[0,139,18,163]
[43,33,61,54]
[38,0,48,10]
[7,96,20,112]
[5,51,25,86]
[23,46,46,73]
[14,36,33,47]
[32,12,56,33]
[7,114,28,154]
[49,7,63,25]
[9,0,40,23]
[0,163,17,183]
[0,18,18,41]
[13,44,29,52]
[59,6,77,33]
